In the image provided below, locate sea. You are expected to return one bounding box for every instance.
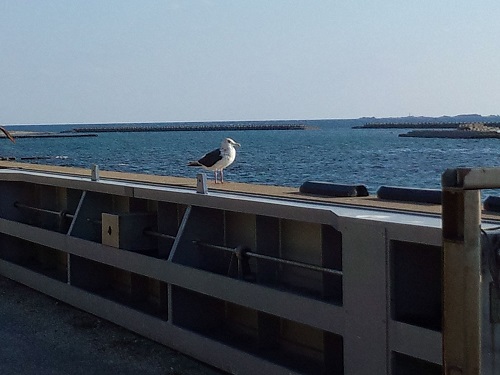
[4,119,500,197]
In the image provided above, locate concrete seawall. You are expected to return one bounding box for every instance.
[2,131,97,139]
[399,130,500,138]
[72,124,307,133]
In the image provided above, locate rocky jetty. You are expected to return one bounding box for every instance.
[399,123,500,139]
[0,131,97,139]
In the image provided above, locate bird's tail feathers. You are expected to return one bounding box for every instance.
[187,161,202,167]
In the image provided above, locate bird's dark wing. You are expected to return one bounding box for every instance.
[0,126,15,143]
[197,148,222,167]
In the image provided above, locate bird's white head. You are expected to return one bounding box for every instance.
[222,138,241,148]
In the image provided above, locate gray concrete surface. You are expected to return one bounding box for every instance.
[0,275,225,375]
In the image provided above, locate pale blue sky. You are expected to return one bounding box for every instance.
[1,1,499,124]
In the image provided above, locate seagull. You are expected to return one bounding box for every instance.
[0,126,15,143]
[188,137,241,183]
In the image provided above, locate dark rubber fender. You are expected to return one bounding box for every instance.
[377,185,441,204]
[299,181,369,197]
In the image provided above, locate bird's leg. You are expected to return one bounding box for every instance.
[221,169,224,183]
[214,170,218,183]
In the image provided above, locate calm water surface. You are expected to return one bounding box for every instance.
[5,120,500,195]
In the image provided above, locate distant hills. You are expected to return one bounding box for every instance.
[358,114,500,124]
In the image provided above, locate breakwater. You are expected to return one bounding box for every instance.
[399,123,500,139]
[353,122,500,129]
[400,130,500,139]
[72,123,307,133]
[8,132,97,138]
[353,121,500,139]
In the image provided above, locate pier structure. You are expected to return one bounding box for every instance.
[0,161,498,374]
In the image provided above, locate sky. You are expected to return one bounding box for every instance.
[1,1,499,124]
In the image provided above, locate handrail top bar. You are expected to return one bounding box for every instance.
[443,167,500,190]
[0,164,445,229]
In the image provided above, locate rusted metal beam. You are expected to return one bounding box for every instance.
[193,240,343,276]
[442,176,483,374]
[14,201,74,219]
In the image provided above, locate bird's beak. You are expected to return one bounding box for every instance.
[235,142,241,147]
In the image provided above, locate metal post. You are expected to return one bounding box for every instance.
[91,164,100,181]
[196,173,208,194]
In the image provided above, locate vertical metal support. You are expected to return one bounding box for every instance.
[66,191,87,285]
[168,205,192,261]
[442,188,482,375]
[342,220,388,374]
[67,191,87,236]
